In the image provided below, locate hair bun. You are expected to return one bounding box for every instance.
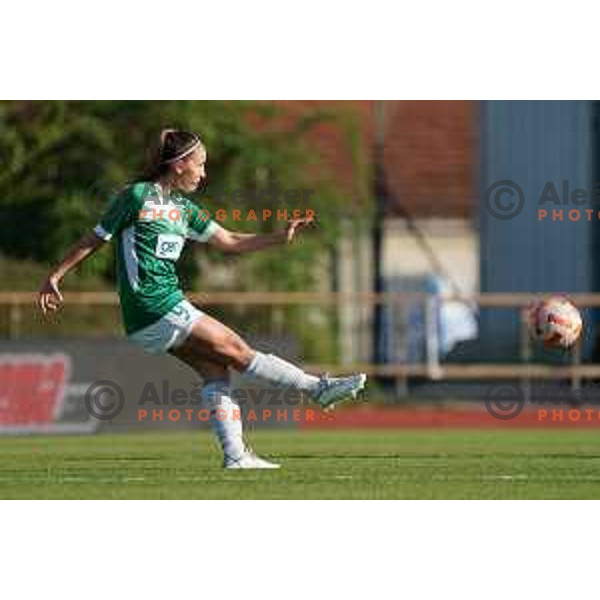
[160,128,177,146]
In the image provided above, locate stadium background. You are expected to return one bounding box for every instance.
[1,100,600,498]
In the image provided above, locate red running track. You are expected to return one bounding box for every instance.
[299,406,600,429]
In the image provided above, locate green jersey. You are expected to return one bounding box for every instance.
[94,181,217,334]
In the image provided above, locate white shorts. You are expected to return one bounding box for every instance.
[128,299,204,355]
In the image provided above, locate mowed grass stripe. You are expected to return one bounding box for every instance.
[0,430,600,499]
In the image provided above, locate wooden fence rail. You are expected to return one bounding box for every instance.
[1,291,597,386]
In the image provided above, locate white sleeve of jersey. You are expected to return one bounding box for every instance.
[186,220,221,243]
[93,224,113,241]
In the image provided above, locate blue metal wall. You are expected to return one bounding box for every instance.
[479,100,596,358]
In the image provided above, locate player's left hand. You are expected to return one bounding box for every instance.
[285,217,315,243]
[38,275,64,315]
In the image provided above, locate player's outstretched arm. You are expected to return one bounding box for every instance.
[38,232,107,315]
[207,218,315,254]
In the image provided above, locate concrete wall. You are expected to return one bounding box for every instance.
[336,218,477,364]
[383,218,478,294]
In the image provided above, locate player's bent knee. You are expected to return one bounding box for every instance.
[221,337,254,370]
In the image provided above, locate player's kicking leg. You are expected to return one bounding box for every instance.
[172,312,367,405]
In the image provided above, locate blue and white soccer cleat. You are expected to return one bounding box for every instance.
[313,373,367,411]
[224,452,281,469]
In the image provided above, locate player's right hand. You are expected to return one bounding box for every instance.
[38,276,64,315]
[285,217,315,244]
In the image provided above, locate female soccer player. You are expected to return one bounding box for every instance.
[38,129,366,469]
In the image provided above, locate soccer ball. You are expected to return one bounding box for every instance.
[528,296,583,348]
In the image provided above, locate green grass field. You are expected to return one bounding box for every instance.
[1,429,600,499]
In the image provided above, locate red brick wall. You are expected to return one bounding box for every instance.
[269,100,477,218]
[382,101,477,219]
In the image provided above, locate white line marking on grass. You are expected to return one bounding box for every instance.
[483,475,529,481]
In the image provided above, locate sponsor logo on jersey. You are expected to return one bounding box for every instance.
[155,234,184,260]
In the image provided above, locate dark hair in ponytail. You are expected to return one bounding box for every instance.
[137,129,204,181]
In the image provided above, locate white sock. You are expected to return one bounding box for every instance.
[201,380,245,461]
[244,352,320,396]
